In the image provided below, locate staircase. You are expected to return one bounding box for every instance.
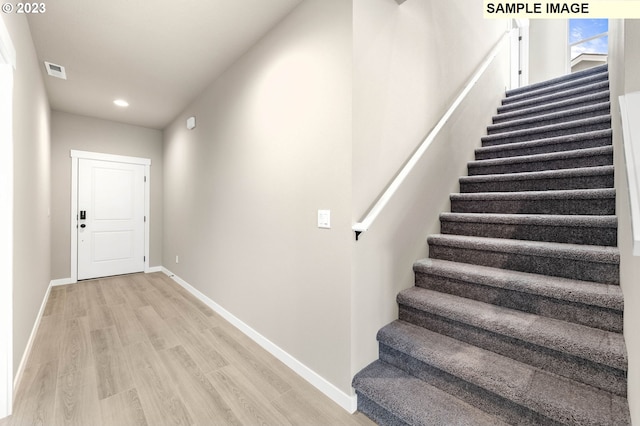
[352,64,631,425]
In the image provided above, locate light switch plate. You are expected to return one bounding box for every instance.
[318,210,331,229]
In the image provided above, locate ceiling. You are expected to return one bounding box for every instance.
[27,0,303,129]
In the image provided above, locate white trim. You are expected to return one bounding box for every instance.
[143,164,150,273]
[352,31,511,236]
[510,27,520,90]
[146,266,162,273]
[161,268,358,413]
[518,23,530,87]
[509,19,529,89]
[619,92,640,255]
[70,150,151,166]
[0,15,16,68]
[50,277,75,287]
[70,155,78,282]
[13,282,52,398]
[70,150,151,282]
[0,69,12,416]
[0,16,14,417]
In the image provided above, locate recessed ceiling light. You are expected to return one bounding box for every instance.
[113,99,129,107]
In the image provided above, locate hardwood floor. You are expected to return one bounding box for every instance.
[1,273,374,426]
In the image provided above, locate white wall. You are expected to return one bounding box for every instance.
[50,111,163,280]
[1,14,51,379]
[608,18,640,426]
[163,0,353,394]
[528,19,569,84]
[351,0,510,376]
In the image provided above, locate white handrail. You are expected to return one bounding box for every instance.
[353,31,510,239]
[569,31,608,47]
[619,92,640,255]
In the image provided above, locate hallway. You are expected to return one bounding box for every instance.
[0,273,372,425]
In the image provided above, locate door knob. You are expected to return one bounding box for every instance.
[80,224,86,228]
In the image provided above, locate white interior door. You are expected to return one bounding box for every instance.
[77,158,145,280]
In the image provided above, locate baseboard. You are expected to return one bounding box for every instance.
[50,277,74,286]
[161,267,358,413]
[13,280,52,392]
[146,266,162,273]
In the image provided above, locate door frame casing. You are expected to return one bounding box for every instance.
[70,150,151,283]
[510,19,530,89]
[0,13,15,419]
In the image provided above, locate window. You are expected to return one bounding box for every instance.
[569,19,608,72]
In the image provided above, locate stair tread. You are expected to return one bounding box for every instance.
[494,90,610,124]
[379,320,630,426]
[413,257,623,310]
[497,81,609,113]
[488,101,610,134]
[353,360,507,426]
[450,187,615,201]
[481,115,611,144]
[505,64,607,97]
[460,165,613,183]
[502,72,609,105]
[428,234,619,264]
[396,287,626,370]
[470,145,613,168]
[440,211,617,249]
[475,129,612,158]
[429,233,619,284]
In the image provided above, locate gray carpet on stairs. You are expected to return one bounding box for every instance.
[474,129,612,160]
[351,64,631,425]
[492,90,611,123]
[468,145,613,175]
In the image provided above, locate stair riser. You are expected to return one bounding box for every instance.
[379,345,561,426]
[459,174,613,193]
[475,135,612,160]
[493,93,611,124]
[468,153,613,175]
[502,77,609,105]
[356,391,410,426]
[451,197,615,215]
[355,393,409,426]
[498,83,609,114]
[487,107,610,135]
[398,305,627,397]
[440,220,617,247]
[482,121,611,147]
[414,272,622,332]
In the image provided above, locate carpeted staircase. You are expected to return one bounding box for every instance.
[352,64,631,425]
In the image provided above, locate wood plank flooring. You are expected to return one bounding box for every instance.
[1,273,373,426]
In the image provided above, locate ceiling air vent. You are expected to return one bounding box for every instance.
[44,61,67,80]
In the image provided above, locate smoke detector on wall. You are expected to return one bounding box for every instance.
[44,61,67,80]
